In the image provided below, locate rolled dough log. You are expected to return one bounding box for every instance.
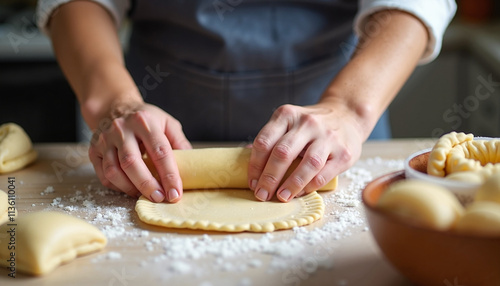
[144,147,338,191]
[377,180,464,230]
[0,123,38,173]
[0,211,107,275]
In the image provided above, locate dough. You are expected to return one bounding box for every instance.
[427,131,473,177]
[144,147,338,191]
[0,211,107,275]
[0,123,38,174]
[136,190,324,232]
[455,202,500,236]
[446,140,500,175]
[377,180,464,230]
[444,171,484,184]
[475,173,500,204]
[0,190,8,225]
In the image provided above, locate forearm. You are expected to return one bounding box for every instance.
[48,1,142,130]
[320,10,428,140]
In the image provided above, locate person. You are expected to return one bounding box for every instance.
[36,0,456,204]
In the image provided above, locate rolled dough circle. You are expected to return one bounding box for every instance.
[136,190,325,232]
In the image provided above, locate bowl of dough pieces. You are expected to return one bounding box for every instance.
[363,132,500,286]
[404,132,497,204]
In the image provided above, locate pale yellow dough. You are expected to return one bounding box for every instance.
[446,140,500,175]
[0,190,8,225]
[0,211,107,275]
[475,173,500,204]
[444,170,484,184]
[0,123,38,173]
[144,147,338,191]
[377,180,464,230]
[136,190,325,232]
[455,202,500,236]
[427,131,474,177]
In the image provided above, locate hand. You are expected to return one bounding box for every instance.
[248,103,364,202]
[88,103,192,203]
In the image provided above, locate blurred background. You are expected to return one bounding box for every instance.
[0,0,499,142]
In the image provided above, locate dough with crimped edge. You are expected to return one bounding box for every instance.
[136,190,324,232]
[475,173,500,204]
[446,140,500,175]
[144,147,337,191]
[377,180,464,230]
[0,123,38,173]
[427,132,474,177]
[455,202,500,236]
[0,211,107,275]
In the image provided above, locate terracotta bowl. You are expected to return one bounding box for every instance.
[404,148,480,204]
[362,170,500,286]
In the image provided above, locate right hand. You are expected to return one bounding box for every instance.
[88,103,192,203]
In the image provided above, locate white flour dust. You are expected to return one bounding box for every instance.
[39,157,403,285]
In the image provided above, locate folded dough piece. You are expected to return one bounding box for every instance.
[0,123,38,173]
[0,211,107,275]
[455,202,500,236]
[0,190,9,225]
[377,180,464,230]
[144,147,337,191]
[136,190,324,232]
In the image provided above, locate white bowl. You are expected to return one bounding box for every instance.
[404,148,480,205]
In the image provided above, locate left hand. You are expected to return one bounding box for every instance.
[248,103,365,202]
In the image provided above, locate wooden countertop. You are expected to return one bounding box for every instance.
[0,139,436,286]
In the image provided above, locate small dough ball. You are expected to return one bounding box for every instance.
[377,180,464,230]
[444,171,484,184]
[475,174,500,204]
[455,202,500,236]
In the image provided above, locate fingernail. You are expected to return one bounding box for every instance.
[167,188,179,202]
[251,179,258,190]
[296,190,306,197]
[279,189,292,201]
[151,190,165,203]
[255,189,269,201]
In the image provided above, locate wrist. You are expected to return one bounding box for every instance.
[78,63,144,130]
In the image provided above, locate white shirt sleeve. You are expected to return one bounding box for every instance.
[36,0,130,35]
[354,0,457,64]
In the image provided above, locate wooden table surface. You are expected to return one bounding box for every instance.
[0,139,436,286]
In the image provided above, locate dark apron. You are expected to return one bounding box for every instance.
[125,0,390,141]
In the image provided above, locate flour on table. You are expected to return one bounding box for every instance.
[40,157,403,285]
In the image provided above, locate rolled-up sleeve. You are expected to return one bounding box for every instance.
[36,0,130,35]
[354,0,457,64]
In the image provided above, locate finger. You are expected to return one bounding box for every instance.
[88,146,122,192]
[101,147,141,198]
[302,145,353,195]
[131,111,183,203]
[276,141,328,202]
[254,130,311,202]
[111,115,168,203]
[164,115,192,150]
[248,105,292,192]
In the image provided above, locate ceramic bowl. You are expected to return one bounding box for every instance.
[362,170,500,286]
[404,148,481,204]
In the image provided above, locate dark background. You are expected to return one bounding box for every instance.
[1,0,499,142]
